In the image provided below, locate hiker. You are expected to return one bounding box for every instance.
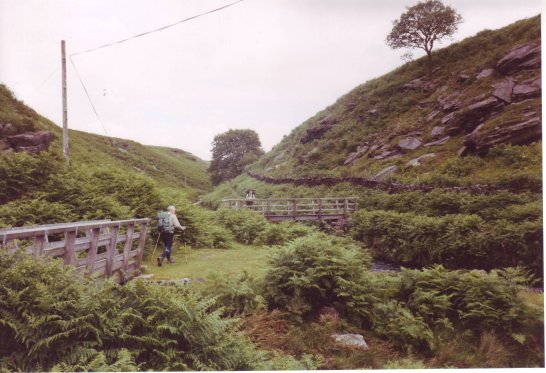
[157,205,186,266]
[245,189,255,207]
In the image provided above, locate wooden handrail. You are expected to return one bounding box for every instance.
[0,218,150,283]
[220,197,358,222]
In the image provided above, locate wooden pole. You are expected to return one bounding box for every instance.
[61,40,69,165]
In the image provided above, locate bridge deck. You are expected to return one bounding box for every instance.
[0,218,150,283]
[221,197,358,222]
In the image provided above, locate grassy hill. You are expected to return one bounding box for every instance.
[0,83,211,227]
[247,16,541,189]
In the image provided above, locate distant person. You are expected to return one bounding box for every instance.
[157,205,186,266]
[245,189,255,207]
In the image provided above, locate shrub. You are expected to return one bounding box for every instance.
[259,221,319,246]
[214,208,268,244]
[264,233,372,321]
[0,252,300,371]
[351,209,543,277]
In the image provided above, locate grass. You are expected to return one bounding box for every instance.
[144,243,271,280]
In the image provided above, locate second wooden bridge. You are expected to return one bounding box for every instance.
[221,197,358,222]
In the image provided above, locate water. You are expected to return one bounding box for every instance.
[371,260,401,273]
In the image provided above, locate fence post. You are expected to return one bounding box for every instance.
[33,233,46,258]
[64,230,77,265]
[319,199,323,221]
[86,228,101,275]
[135,222,148,270]
[105,225,120,277]
[122,223,135,273]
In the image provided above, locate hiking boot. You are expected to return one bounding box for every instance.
[157,257,162,267]
[168,259,175,264]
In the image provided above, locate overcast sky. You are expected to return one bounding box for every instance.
[0,0,541,160]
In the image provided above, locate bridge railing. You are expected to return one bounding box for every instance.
[0,218,149,283]
[221,197,358,221]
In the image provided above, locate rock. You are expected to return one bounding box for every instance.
[441,112,456,125]
[457,73,470,83]
[457,146,470,157]
[332,334,368,349]
[430,126,446,138]
[367,108,378,115]
[344,145,369,166]
[513,76,541,101]
[300,116,337,143]
[492,77,515,103]
[403,78,434,91]
[476,68,495,79]
[419,99,436,109]
[438,91,463,112]
[464,114,541,155]
[406,153,436,167]
[8,131,55,154]
[0,122,16,137]
[427,110,440,121]
[372,149,403,160]
[496,40,541,75]
[319,306,340,320]
[397,136,422,150]
[372,165,398,180]
[424,136,450,147]
[447,96,504,135]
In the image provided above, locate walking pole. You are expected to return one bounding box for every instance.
[151,233,161,257]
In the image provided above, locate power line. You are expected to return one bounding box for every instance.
[70,0,245,57]
[69,56,109,136]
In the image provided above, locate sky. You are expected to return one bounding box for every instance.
[0,0,542,160]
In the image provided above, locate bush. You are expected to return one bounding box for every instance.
[350,209,543,277]
[0,252,300,371]
[264,233,372,321]
[214,209,268,244]
[259,221,319,246]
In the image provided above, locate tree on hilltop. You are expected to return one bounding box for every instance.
[386,0,462,71]
[209,129,264,185]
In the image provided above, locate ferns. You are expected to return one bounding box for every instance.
[0,252,292,371]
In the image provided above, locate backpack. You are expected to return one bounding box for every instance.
[157,211,170,233]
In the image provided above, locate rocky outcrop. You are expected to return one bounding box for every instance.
[372,165,398,180]
[476,68,495,79]
[300,116,337,143]
[513,76,541,101]
[438,91,463,112]
[344,145,369,166]
[492,77,515,103]
[424,136,450,147]
[464,111,541,155]
[403,78,434,92]
[5,131,55,154]
[446,96,505,135]
[406,153,436,167]
[496,40,541,75]
[397,136,422,151]
[430,126,446,138]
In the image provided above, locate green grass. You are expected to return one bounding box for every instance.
[144,243,271,280]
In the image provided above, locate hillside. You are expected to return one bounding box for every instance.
[202,16,542,281]
[248,16,541,189]
[0,83,211,227]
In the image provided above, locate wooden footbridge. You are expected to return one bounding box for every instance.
[0,218,149,283]
[221,197,358,222]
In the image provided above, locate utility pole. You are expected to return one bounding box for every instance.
[61,40,69,165]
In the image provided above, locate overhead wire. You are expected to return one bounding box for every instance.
[68,0,246,136]
[69,56,109,136]
[70,0,245,57]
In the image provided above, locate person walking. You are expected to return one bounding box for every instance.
[157,205,186,266]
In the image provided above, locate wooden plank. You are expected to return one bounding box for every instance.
[85,228,101,275]
[105,225,120,277]
[63,230,77,265]
[122,223,135,273]
[135,222,147,269]
[33,234,46,258]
